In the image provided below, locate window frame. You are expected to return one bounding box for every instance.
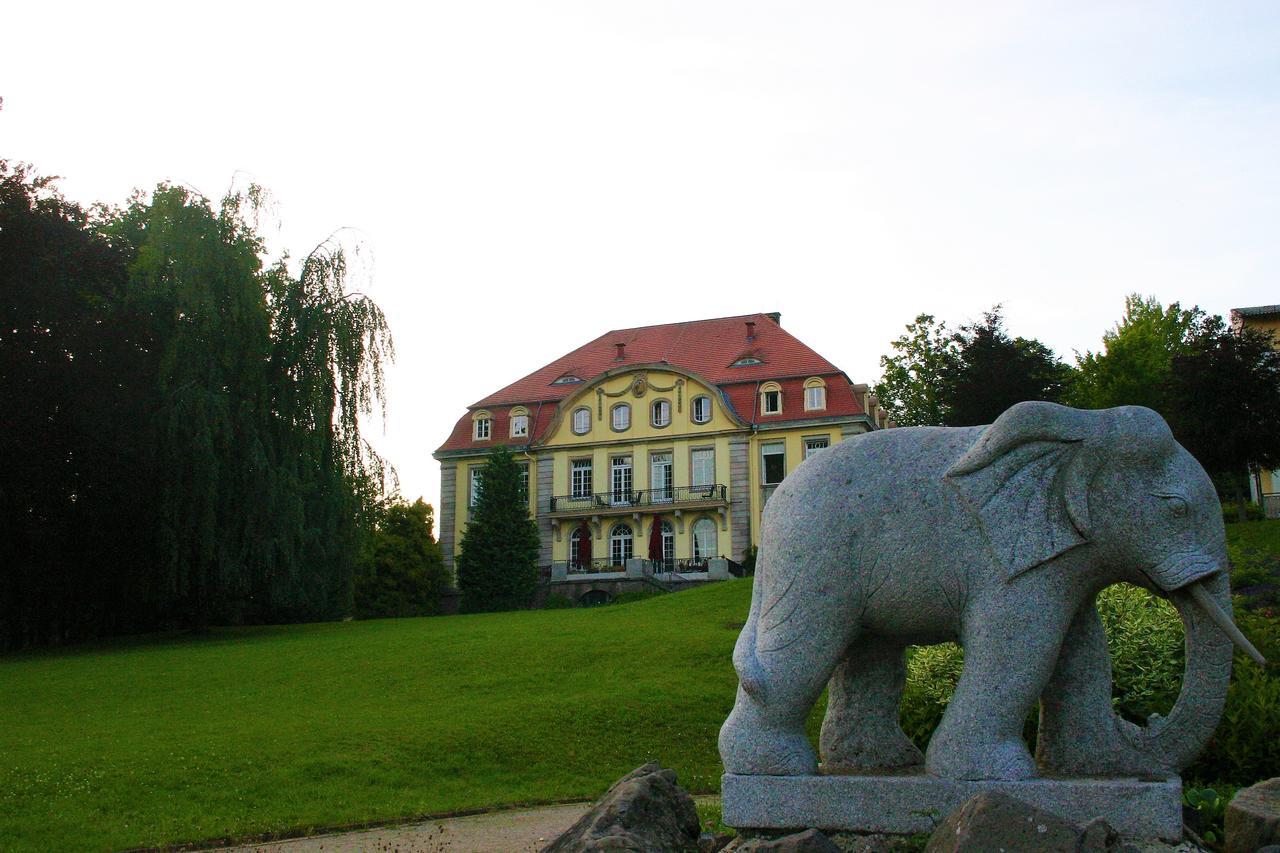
[690,446,716,489]
[610,455,633,505]
[803,435,831,460]
[804,385,826,411]
[469,466,484,508]
[570,457,593,499]
[610,402,631,432]
[510,412,529,438]
[609,523,634,566]
[650,450,674,503]
[691,395,712,424]
[473,415,492,440]
[761,441,786,485]
[571,407,591,435]
[692,517,718,562]
[759,383,782,416]
[651,398,672,429]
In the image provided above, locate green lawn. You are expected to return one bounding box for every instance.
[0,580,755,851]
[3,522,1277,852]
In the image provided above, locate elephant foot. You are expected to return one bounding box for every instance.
[821,725,923,773]
[719,705,818,776]
[926,732,1037,781]
[1037,716,1173,778]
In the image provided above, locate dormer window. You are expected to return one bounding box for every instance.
[510,407,529,438]
[473,412,492,440]
[552,374,583,385]
[803,377,827,411]
[731,356,764,367]
[760,383,782,415]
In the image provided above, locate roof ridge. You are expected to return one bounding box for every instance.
[601,311,777,337]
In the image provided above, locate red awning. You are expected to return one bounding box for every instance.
[648,516,663,560]
[577,522,592,565]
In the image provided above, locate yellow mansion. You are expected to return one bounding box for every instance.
[433,312,889,601]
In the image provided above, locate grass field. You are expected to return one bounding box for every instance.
[0,579,756,851]
[2,522,1276,852]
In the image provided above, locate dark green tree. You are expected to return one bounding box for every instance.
[874,313,959,426]
[455,445,540,612]
[1069,294,1204,412]
[1164,316,1280,519]
[941,307,1074,427]
[0,165,396,648]
[0,162,158,647]
[355,498,449,618]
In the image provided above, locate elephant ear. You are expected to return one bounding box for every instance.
[944,401,1101,581]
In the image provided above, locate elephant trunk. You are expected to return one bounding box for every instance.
[1117,570,1257,771]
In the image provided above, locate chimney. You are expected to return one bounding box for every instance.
[745,321,756,341]
[765,312,781,326]
[614,342,626,360]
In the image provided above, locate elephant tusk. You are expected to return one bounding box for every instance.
[1189,582,1267,667]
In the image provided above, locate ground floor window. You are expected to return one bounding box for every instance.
[803,436,830,460]
[610,523,633,566]
[659,519,674,568]
[570,526,590,569]
[692,518,717,562]
[761,442,785,484]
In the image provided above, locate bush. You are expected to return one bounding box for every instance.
[897,583,1280,790]
[542,594,575,609]
[1223,501,1266,524]
[354,498,449,619]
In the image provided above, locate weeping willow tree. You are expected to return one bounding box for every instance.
[265,237,394,620]
[104,185,393,628]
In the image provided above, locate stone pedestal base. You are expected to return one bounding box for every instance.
[721,771,1183,841]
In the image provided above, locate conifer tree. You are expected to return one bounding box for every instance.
[455,446,540,612]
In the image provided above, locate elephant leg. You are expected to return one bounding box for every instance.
[719,566,862,776]
[1036,599,1155,776]
[820,639,923,772]
[925,598,1073,780]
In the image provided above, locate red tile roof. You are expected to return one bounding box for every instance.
[436,312,868,454]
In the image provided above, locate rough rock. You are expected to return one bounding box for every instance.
[924,791,1122,853]
[732,828,842,852]
[1226,777,1280,853]
[541,762,701,852]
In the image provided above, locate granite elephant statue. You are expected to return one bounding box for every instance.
[719,402,1265,782]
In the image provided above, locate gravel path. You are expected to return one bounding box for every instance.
[217,801,596,853]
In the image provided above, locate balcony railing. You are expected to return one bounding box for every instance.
[549,484,727,513]
[549,555,725,578]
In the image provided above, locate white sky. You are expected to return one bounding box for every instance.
[4,2,1278,510]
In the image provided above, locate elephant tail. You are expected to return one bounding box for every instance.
[733,569,768,702]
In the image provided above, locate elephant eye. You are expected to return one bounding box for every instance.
[1155,493,1189,517]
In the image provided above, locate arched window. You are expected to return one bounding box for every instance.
[611,403,631,432]
[759,382,782,416]
[803,377,827,411]
[570,526,590,571]
[691,395,712,424]
[510,406,529,437]
[659,520,675,570]
[692,518,717,563]
[610,523,633,566]
[572,407,591,435]
[651,398,671,428]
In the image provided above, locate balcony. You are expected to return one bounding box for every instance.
[548,555,736,582]
[548,484,728,517]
